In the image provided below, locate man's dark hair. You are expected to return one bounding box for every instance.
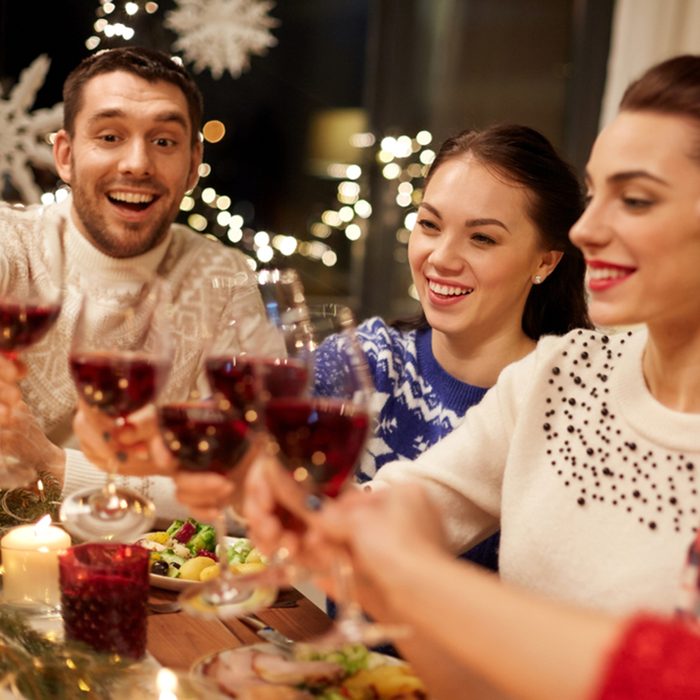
[63,47,203,146]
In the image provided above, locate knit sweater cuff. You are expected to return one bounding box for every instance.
[62,448,189,524]
[63,448,104,496]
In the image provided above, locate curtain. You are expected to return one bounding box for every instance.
[599,0,700,127]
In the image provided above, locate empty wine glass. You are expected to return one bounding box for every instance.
[0,215,64,489]
[59,275,172,541]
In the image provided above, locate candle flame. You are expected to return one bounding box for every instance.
[33,514,52,535]
[37,478,44,494]
[156,667,178,699]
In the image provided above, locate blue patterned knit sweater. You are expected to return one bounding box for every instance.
[314,316,499,571]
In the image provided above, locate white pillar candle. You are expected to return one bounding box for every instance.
[1,516,71,606]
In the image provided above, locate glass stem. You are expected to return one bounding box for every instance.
[215,511,230,576]
[331,548,364,623]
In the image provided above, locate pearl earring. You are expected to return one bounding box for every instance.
[533,275,543,284]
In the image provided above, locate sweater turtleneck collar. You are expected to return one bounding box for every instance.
[57,195,173,286]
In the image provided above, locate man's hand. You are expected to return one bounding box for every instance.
[0,399,66,487]
[0,354,25,425]
[73,399,176,477]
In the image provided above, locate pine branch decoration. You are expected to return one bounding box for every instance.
[0,608,130,699]
[0,472,62,536]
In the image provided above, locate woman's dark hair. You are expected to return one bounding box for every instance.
[62,46,203,146]
[394,124,592,338]
[620,54,700,161]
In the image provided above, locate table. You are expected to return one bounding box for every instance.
[147,587,333,670]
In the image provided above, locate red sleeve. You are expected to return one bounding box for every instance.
[596,614,700,700]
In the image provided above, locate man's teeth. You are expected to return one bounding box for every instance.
[429,281,472,296]
[588,267,630,281]
[109,192,155,204]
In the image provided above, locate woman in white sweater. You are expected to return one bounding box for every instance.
[236,53,700,699]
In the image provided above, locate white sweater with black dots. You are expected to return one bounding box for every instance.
[375,328,700,615]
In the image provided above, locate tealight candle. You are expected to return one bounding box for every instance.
[1,515,71,607]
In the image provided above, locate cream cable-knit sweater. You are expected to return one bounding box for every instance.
[1,198,262,521]
[375,328,700,615]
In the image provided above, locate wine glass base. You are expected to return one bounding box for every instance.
[179,574,278,620]
[305,618,411,651]
[59,485,156,541]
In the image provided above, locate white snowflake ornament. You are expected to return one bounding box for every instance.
[165,0,279,80]
[0,55,63,203]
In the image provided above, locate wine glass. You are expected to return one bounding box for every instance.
[177,269,309,618]
[0,217,64,489]
[59,276,172,541]
[263,304,407,647]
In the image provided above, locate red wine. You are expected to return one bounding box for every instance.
[70,352,168,418]
[158,402,249,474]
[265,397,369,497]
[206,356,308,416]
[0,300,61,354]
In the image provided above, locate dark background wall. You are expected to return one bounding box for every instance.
[0,0,613,319]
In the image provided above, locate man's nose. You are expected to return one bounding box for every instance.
[118,139,154,177]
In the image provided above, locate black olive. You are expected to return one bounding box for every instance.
[151,560,169,576]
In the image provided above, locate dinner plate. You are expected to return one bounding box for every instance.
[137,533,251,591]
[192,643,417,699]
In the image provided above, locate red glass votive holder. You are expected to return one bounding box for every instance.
[59,542,149,659]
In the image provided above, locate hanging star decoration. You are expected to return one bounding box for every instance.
[165,0,279,79]
[0,55,63,203]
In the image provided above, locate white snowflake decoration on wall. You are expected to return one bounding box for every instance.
[165,0,279,80]
[0,55,63,203]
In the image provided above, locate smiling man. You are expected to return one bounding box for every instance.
[54,54,202,259]
[0,47,263,520]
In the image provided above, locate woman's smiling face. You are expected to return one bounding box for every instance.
[408,155,554,344]
[570,111,700,331]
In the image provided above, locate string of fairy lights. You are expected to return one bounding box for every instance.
[43,0,437,284]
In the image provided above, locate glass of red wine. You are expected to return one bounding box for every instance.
[0,226,63,489]
[177,269,310,618]
[59,276,172,541]
[264,304,407,647]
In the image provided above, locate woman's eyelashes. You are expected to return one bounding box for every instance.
[471,233,496,245]
[417,217,440,232]
[621,195,654,211]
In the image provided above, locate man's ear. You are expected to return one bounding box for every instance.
[53,129,73,184]
[186,140,204,192]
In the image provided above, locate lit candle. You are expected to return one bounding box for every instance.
[1,515,71,606]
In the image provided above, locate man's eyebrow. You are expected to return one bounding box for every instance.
[87,108,189,131]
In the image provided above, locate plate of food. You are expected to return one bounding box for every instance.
[136,518,267,592]
[193,642,429,699]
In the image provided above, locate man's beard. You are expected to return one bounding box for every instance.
[70,178,172,259]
